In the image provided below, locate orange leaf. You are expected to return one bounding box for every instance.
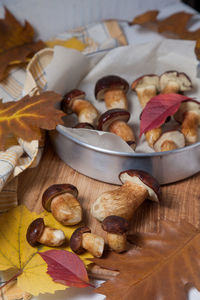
[129,10,159,25]
[93,220,200,300]
[0,7,44,80]
[0,91,65,150]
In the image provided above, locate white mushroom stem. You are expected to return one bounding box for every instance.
[107,232,127,253]
[87,264,119,280]
[50,193,82,225]
[109,120,136,148]
[71,99,99,126]
[181,111,199,144]
[145,128,162,148]
[91,181,148,222]
[104,89,128,110]
[160,81,180,94]
[82,233,104,257]
[160,140,178,151]
[38,227,66,247]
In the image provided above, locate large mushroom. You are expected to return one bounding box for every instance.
[97,108,136,150]
[154,130,185,152]
[91,169,160,222]
[42,184,82,226]
[174,99,200,144]
[61,89,99,126]
[95,75,129,110]
[159,71,192,94]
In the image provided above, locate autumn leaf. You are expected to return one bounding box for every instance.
[0,7,44,80]
[0,91,65,151]
[139,93,192,137]
[93,220,200,300]
[0,205,93,296]
[40,250,92,288]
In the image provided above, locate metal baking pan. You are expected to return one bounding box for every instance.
[50,126,200,185]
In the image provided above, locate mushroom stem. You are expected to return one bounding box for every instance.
[50,193,82,226]
[160,140,178,151]
[87,264,119,280]
[109,120,136,149]
[181,111,199,144]
[71,99,99,126]
[82,233,105,257]
[38,227,66,247]
[136,86,157,109]
[104,89,128,110]
[160,82,180,94]
[145,128,162,148]
[107,233,127,253]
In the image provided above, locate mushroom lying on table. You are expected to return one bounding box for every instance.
[95,75,129,110]
[97,108,136,150]
[61,89,99,126]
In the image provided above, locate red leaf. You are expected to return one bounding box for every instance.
[139,93,192,137]
[39,250,92,288]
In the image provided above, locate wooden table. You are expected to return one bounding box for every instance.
[18,139,200,240]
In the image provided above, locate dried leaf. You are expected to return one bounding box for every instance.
[0,7,44,80]
[0,91,65,150]
[40,250,91,288]
[93,220,200,300]
[129,10,159,25]
[45,37,86,51]
[0,205,93,296]
[139,93,191,137]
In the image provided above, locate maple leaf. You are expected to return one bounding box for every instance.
[93,220,200,300]
[0,7,44,80]
[0,91,65,151]
[0,205,93,296]
[139,93,192,137]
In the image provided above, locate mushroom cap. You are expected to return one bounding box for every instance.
[159,71,192,92]
[154,130,185,152]
[119,169,160,202]
[69,226,91,254]
[95,75,129,100]
[42,184,78,212]
[61,89,85,114]
[97,108,130,131]
[26,218,45,247]
[131,74,159,91]
[73,122,95,129]
[174,99,200,124]
[102,215,129,234]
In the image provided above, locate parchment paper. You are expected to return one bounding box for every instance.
[45,40,200,153]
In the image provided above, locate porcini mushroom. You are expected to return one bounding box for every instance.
[153,130,185,152]
[97,108,136,149]
[26,218,66,247]
[42,184,82,226]
[73,122,95,129]
[91,169,160,222]
[159,71,192,94]
[102,215,129,253]
[70,226,104,257]
[61,89,99,126]
[95,75,129,110]
[174,99,200,144]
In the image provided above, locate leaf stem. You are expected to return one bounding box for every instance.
[0,269,23,290]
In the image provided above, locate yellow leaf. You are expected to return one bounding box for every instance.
[45,37,86,51]
[0,206,93,296]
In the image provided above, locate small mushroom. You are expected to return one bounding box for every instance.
[26,218,66,247]
[97,108,136,150]
[42,184,82,226]
[70,226,104,257]
[61,89,99,126]
[174,99,200,144]
[159,71,192,94]
[153,130,185,152]
[91,169,160,222]
[95,75,129,110]
[102,215,129,253]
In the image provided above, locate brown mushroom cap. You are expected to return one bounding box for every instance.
[131,74,159,91]
[69,226,91,254]
[26,218,45,247]
[119,169,160,202]
[95,75,129,101]
[42,184,78,212]
[61,89,86,114]
[154,130,185,152]
[159,71,192,92]
[73,122,95,129]
[102,216,129,234]
[174,99,200,124]
[97,108,130,131]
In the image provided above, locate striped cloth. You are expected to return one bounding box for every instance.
[0,20,126,212]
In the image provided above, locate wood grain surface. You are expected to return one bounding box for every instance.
[18,138,200,240]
